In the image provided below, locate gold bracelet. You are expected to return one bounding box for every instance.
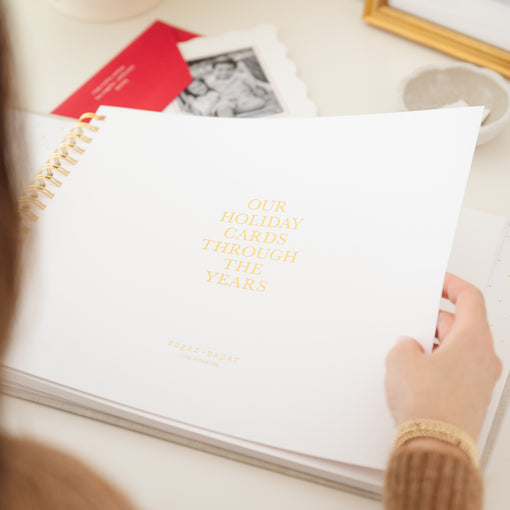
[393,419,479,468]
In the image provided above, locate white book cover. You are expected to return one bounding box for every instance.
[8,106,482,472]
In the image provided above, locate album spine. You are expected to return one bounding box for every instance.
[18,112,105,233]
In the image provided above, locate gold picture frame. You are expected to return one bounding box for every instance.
[363,0,510,78]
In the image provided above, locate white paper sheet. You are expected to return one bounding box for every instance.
[9,106,481,470]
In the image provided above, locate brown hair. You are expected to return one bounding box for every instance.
[0,3,136,509]
[0,1,20,363]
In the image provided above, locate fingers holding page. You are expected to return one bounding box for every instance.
[385,336,424,371]
[442,273,488,330]
[436,310,455,343]
[385,274,502,438]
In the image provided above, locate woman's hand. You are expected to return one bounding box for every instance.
[385,273,503,441]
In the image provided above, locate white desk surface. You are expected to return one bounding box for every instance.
[3,1,510,509]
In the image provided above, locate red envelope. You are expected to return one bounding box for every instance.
[52,21,197,119]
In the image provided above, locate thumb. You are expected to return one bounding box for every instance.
[385,335,424,370]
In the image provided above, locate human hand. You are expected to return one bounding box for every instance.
[385,273,503,441]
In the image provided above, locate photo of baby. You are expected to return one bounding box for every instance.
[176,48,284,118]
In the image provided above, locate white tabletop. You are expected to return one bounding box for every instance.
[3,1,510,509]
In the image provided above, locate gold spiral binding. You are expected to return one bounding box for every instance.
[18,112,105,233]
[48,152,78,166]
[34,173,62,188]
[24,184,55,199]
[63,131,92,144]
[59,141,85,155]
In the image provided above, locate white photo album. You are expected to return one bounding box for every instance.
[8,106,482,475]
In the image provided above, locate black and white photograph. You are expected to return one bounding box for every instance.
[175,48,284,118]
[165,26,316,117]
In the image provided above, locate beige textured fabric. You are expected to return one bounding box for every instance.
[384,445,483,510]
[0,437,137,510]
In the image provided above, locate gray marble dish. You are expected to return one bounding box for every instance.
[398,64,510,145]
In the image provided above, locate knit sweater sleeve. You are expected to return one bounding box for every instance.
[383,445,483,510]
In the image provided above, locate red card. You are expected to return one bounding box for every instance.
[52,21,197,119]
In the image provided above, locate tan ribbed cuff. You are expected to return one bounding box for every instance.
[384,446,483,510]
